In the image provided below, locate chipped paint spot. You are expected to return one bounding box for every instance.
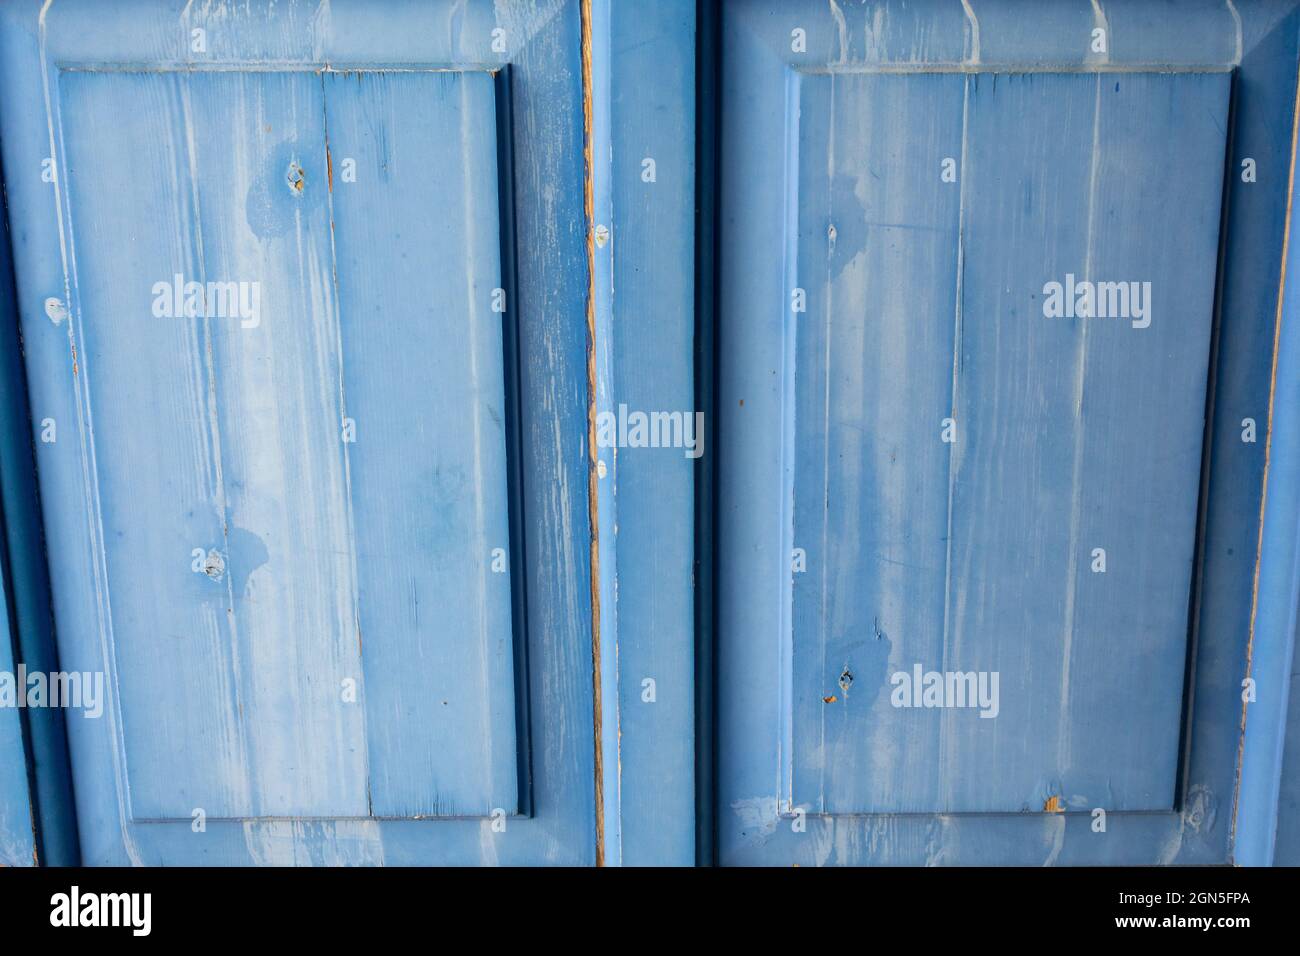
[1043,795,1064,813]
[822,694,837,703]
[202,548,226,582]
[44,296,68,326]
[285,160,306,194]
[731,796,780,846]
[1184,784,1216,834]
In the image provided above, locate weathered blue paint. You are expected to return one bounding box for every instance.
[3,0,1300,869]
[0,559,36,866]
[323,69,522,819]
[1214,0,1300,866]
[714,0,1300,865]
[589,0,697,866]
[788,68,1228,815]
[1238,77,1300,865]
[0,168,37,868]
[0,0,595,865]
[0,136,78,866]
[0,161,36,867]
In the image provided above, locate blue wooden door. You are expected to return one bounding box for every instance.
[0,0,596,865]
[713,0,1300,865]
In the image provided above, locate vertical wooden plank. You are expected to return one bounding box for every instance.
[946,72,1107,814]
[714,0,795,855]
[600,0,698,865]
[323,70,520,818]
[790,71,964,815]
[1065,72,1229,807]
[0,195,37,864]
[59,71,261,820]
[946,71,1228,811]
[0,123,77,865]
[185,70,370,818]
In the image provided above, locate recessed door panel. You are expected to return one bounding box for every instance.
[787,70,1228,816]
[59,68,521,823]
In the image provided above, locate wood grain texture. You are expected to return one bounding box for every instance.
[788,69,1228,817]
[716,0,1297,865]
[324,70,520,820]
[789,71,964,815]
[0,0,595,865]
[591,0,697,865]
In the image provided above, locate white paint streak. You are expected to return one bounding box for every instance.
[940,75,971,807]
[828,0,848,65]
[178,71,254,817]
[311,0,331,62]
[1041,814,1067,866]
[478,816,500,866]
[1058,76,1104,771]
[319,70,370,824]
[959,0,980,65]
[459,75,497,811]
[1226,0,1243,64]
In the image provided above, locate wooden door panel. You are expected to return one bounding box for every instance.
[715,0,1294,865]
[790,70,1228,817]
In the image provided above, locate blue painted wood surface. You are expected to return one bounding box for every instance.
[2,0,1300,868]
[715,0,1300,865]
[0,137,37,866]
[0,127,78,866]
[0,567,35,866]
[1239,64,1300,863]
[590,0,697,866]
[323,69,521,819]
[788,68,1228,814]
[0,0,595,865]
